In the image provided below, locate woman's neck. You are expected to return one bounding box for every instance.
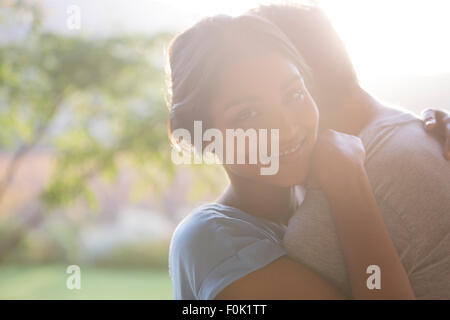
[217,174,297,226]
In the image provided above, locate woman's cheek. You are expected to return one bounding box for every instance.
[304,99,319,134]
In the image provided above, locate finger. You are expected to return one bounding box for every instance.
[432,110,450,160]
[444,117,450,160]
[421,109,437,130]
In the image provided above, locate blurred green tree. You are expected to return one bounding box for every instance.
[0,1,174,207]
[0,1,176,260]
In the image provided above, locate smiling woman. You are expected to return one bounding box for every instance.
[2,0,449,304]
[167,14,317,188]
[166,10,420,300]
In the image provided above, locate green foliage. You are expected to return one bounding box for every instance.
[0,5,176,209]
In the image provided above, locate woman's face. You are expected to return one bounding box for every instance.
[210,51,319,187]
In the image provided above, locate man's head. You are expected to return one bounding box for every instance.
[251,3,359,113]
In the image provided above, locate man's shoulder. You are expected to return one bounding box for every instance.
[359,108,450,211]
[360,109,442,162]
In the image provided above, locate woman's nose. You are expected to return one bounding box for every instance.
[271,107,299,141]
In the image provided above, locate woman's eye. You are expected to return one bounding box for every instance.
[235,109,258,122]
[291,89,305,102]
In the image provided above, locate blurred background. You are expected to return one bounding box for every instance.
[0,0,449,299]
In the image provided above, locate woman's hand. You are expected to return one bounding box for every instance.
[307,129,415,299]
[421,108,450,160]
[308,129,366,193]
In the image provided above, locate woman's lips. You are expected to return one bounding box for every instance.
[278,135,308,160]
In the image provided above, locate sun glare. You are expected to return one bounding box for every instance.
[163,0,450,79]
[320,0,450,79]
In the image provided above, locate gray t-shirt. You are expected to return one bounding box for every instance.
[283,111,450,299]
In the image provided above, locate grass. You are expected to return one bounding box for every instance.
[0,264,173,299]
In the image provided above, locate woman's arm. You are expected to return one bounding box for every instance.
[310,129,415,299]
[324,163,414,299]
[215,255,347,299]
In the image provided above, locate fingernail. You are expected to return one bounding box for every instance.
[425,119,436,127]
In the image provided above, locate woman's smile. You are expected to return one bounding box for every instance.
[279,134,308,159]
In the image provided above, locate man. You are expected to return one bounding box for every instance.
[254,4,450,298]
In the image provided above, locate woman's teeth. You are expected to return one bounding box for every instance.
[279,138,305,157]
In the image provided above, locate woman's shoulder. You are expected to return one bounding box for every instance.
[170,203,250,250]
[169,203,288,300]
[179,202,284,237]
[168,203,243,283]
[169,202,286,257]
[170,203,226,248]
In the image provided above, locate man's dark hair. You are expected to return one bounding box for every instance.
[251,3,358,110]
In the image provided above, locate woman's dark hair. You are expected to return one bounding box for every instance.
[251,3,358,111]
[166,13,310,151]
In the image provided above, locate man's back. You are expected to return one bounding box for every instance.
[283,110,450,299]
